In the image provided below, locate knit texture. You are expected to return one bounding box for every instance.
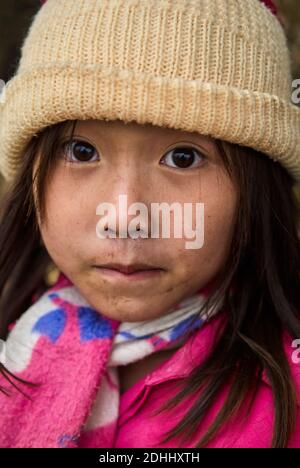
[0,0,299,182]
[260,0,278,16]
[0,272,222,448]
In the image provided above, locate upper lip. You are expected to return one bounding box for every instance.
[94,263,163,274]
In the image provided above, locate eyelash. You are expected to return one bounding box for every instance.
[61,138,207,170]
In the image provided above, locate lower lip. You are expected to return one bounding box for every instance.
[93,267,163,281]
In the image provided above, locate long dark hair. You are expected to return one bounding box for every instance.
[0,120,299,448]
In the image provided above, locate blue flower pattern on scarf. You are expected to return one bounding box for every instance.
[32,292,113,342]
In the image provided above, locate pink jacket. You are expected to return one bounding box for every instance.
[1,273,299,448]
[79,312,300,448]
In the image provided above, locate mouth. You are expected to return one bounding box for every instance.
[92,263,165,281]
[93,262,164,275]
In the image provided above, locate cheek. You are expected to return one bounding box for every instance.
[38,170,93,267]
[172,173,237,280]
[201,178,237,268]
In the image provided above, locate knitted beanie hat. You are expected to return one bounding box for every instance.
[0,0,299,183]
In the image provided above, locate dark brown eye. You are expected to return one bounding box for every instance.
[161,147,205,169]
[62,139,99,163]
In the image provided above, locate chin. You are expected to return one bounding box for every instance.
[95,303,160,323]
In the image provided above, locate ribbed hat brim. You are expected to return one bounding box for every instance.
[1,65,300,183]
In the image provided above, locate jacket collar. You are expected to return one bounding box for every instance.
[145,312,300,406]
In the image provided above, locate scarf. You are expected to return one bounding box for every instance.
[0,272,224,448]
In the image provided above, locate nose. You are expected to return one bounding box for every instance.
[101,169,152,239]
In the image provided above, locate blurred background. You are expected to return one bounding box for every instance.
[0,0,299,198]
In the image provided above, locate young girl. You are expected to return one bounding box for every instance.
[0,0,299,449]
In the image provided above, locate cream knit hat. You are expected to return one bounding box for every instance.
[0,0,299,183]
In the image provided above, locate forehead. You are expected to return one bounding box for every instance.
[73,119,214,146]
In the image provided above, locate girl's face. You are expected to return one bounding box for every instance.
[35,119,237,322]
